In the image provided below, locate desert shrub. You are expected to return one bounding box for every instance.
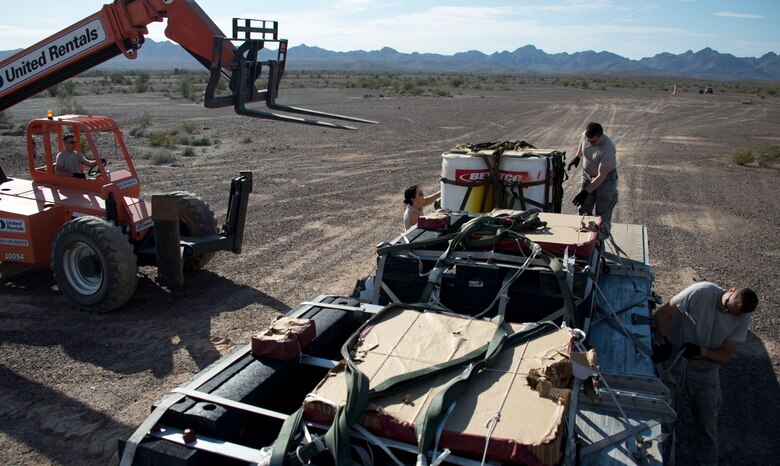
[356,75,392,89]
[754,143,780,168]
[180,122,198,134]
[148,132,178,147]
[110,72,127,84]
[191,137,211,146]
[181,147,196,157]
[47,84,59,97]
[0,110,12,127]
[135,81,148,93]
[60,80,77,96]
[177,76,195,100]
[731,149,754,166]
[430,88,452,97]
[177,135,192,145]
[57,96,89,115]
[151,150,175,165]
[447,77,464,88]
[135,112,152,127]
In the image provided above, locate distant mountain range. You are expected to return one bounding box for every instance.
[2,39,778,81]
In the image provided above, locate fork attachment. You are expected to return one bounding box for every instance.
[204,18,378,129]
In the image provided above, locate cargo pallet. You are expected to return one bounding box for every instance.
[115,215,673,466]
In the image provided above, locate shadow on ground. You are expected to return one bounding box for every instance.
[672,332,780,465]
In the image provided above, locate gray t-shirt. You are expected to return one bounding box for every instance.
[669,281,751,349]
[55,149,90,175]
[581,132,617,177]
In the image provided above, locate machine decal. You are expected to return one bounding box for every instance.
[4,253,25,261]
[452,169,541,190]
[0,218,27,233]
[0,18,107,95]
[117,178,139,190]
[454,168,491,183]
[135,219,153,233]
[0,238,29,247]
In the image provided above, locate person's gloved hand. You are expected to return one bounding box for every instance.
[72,173,86,179]
[651,337,674,363]
[682,343,701,359]
[572,189,589,207]
[567,157,580,171]
[100,158,107,165]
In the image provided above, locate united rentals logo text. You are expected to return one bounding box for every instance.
[0,18,106,93]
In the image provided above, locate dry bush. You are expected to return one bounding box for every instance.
[755,143,780,168]
[732,149,754,166]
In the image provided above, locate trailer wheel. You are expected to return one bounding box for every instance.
[51,216,137,313]
[168,191,218,270]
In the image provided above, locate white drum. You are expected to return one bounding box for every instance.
[440,152,496,213]
[497,151,550,210]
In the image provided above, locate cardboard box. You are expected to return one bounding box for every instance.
[304,308,582,465]
[251,316,316,360]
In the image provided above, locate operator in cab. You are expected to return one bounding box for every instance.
[55,134,95,178]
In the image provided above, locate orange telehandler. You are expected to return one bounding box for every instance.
[0,0,375,312]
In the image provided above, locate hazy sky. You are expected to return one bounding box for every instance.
[0,0,777,60]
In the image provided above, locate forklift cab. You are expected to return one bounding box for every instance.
[26,114,141,197]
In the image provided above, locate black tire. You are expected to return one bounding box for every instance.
[51,216,138,313]
[167,191,218,270]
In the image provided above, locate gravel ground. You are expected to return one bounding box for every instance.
[0,85,778,465]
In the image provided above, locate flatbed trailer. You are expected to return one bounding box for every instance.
[115,212,673,466]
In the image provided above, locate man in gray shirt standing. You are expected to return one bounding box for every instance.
[652,281,758,466]
[567,122,618,233]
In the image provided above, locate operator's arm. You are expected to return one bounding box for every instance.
[654,301,679,342]
[575,138,584,159]
[701,339,741,365]
[80,154,96,166]
[583,159,614,192]
[54,152,70,176]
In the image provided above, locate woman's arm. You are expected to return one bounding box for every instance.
[422,190,441,207]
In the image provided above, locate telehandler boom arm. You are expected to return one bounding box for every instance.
[0,0,374,128]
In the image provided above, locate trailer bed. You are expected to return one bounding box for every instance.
[115,217,672,465]
[570,223,671,465]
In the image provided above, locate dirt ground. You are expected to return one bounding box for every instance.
[1,85,778,465]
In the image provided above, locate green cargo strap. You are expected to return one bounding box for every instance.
[272,303,559,466]
[503,178,548,211]
[415,320,560,462]
[418,213,545,302]
[377,210,578,325]
[440,176,494,213]
[415,314,510,460]
[451,140,537,154]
